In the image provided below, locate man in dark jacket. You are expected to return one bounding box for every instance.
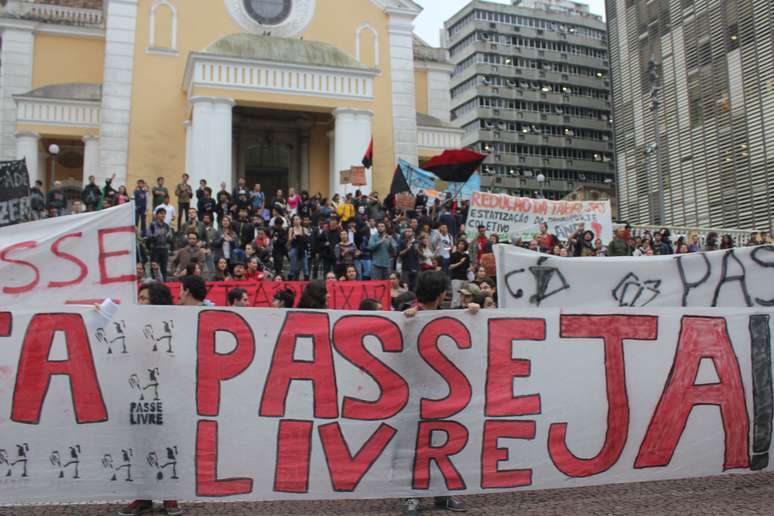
[147,208,173,281]
[30,179,45,220]
[81,175,101,212]
[46,180,67,216]
[133,179,148,234]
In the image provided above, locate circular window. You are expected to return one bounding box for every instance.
[243,0,291,25]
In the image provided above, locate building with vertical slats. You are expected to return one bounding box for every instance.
[607,0,774,228]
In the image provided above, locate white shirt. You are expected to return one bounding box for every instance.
[154,203,175,226]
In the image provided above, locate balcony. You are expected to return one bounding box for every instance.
[184,36,380,101]
[14,83,102,128]
[4,0,104,27]
[417,113,464,151]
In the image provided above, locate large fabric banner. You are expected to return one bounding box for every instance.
[0,203,136,306]
[398,159,480,201]
[0,305,772,504]
[466,192,613,243]
[164,280,391,310]
[494,244,774,309]
[0,159,31,226]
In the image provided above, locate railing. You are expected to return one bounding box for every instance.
[184,54,378,101]
[622,224,760,247]
[417,126,463,150]
[15,97,101,128]
[9,1,104,26]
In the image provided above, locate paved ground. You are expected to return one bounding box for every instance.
[4,472,774,515]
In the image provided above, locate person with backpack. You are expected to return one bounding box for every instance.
[81,175,101,212]
[30,179,45,220]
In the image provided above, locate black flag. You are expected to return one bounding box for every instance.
[0,159,31,227]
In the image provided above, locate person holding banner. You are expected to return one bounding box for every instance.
[403,270,474,515]
[120,282,182,516]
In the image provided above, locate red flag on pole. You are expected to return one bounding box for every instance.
[362,138,373,169]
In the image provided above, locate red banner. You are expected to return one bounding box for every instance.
[164,280,391,310]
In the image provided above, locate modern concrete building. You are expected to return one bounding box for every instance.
[445,0,614,200]
[607,0,773,228]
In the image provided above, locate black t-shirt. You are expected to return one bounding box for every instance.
[449,251,469,281]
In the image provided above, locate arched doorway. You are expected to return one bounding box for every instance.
[245,142,290,197]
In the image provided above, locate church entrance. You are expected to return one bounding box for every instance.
[234,107,315,197]
[244,142,289,198]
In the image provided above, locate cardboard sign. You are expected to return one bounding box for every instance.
[350,166,367,187]
[164,280,391,310]
[395,192,416,212]
[494,244,774,309]
[0,159,31,226]
[467,192,613,244]
[0,203,136,306]
[340,169,352,185]
[0,305,771,504]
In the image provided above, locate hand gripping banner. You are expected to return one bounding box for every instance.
[0,203,136,307]
[0,305,772,504]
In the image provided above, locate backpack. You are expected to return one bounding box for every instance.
[84,187,98,206]
[30,190,45,211]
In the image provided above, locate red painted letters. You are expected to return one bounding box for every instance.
[12,313,106,424]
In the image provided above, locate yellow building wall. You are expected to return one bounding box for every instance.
[32,35,104,88]
[414,69,428,115]
[126,0,398,198]
[309,125,330,196]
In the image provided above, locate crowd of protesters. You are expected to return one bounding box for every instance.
[28,172,774,312]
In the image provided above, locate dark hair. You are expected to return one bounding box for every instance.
[272,289,296,308]
[180,275,207,302]
[157,176,164,181]
[184,262,198,276]
[415,271,448,305]
[156,207,167,214]
[297,281,327,309]
[138,282,173,306]
[393,291,417,311]
[227,288,248,306]
[358,298,381,311]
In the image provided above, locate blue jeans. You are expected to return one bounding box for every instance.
[289,248,309,280]
[356,258,372,280]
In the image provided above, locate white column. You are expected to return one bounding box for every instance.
[387,10,419,166]
[183,120,192,174]
[82,135,101,186]
[15,132,40,185]
[189,96,234,193]
[332,108,373,197]
[99,0,139,186]
[1,27,35,160]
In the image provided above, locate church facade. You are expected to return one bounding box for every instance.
[0,0,462,198]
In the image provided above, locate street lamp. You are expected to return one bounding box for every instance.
[48,143,60,188]
[536,173,545,199]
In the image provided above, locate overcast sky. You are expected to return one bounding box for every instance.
[414,0,607,46]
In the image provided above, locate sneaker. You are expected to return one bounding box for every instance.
[162,500,183,515]
[403,497,420,516]
[117,500,153,516]
[435,495,467,512]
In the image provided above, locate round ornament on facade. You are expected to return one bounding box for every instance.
[225,0,315,37]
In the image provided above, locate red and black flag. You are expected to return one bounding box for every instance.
[362,138,373,169]
[422,148,486,183]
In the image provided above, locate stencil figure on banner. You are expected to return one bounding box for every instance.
[1,303,772,506]
[495,243,774,309]
[0,202,136,306]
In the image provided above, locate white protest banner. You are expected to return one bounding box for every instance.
[494,244,774,309]
[0,305,771,504]
[0,203,136,306]
[466,191,613,243]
